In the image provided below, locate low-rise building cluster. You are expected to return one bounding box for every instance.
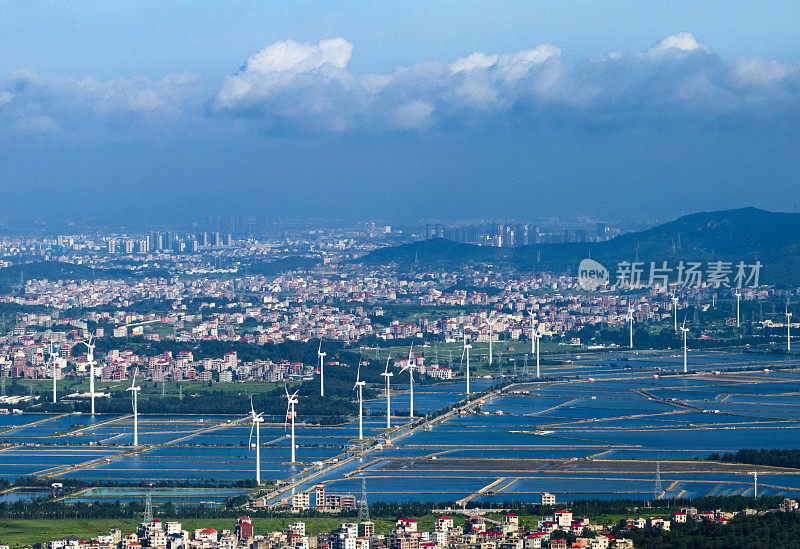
[29,498,800,549]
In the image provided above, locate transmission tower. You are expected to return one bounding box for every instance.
[161,380,166,398]
[653,462,662,500]
[357,478,369,522]
[143,493,153,523]
[178,384,183,400]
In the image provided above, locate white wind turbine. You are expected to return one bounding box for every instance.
[47,343,58,404]
[460,336,472,394]
[126,374,141,447]
[680,319,690,374]
[317,342,326,397]
[248,396,264,483]
[353,363,365,440]
[284,386,299,462]
[528,308,536,355]
[672,296,679,332]
[534,323,542,379]
[787,308,793,352]
[735,291,741,327]
[627,307,635,349]
[380,358,393,429]
[80,337,97,415]
[399,344,415,418]
[487,316,495,367]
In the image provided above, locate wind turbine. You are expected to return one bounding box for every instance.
[80,337,97,415]
[399,344,415,418]
[380,358,393,429]
[486,316,494,367]
[126,374,141,447]
[317,342,326,397]
[527,309,536,355]
[735,291,741,327]
[47,343,58,404]
[353,363,365,440]
[534,324,542,379]
[671,296,679,332]
[248,396,264,482]
[460,336,472,394]
[680,319,690,374]
[284,386,299,462]
[627,307,634,349]
[787,308,792,352]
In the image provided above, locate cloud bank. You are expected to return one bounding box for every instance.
[1,33,798,137]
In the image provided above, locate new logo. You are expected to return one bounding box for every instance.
[578,258,609,291]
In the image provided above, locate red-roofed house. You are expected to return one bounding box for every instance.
[396,519,417,533]
[195,528,218,542]
[555,510,573,528]
[435,516,454,531]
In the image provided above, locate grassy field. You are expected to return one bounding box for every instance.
[0,515,452,546]
[8,379,281,399]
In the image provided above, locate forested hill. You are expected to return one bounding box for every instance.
[355,208,800,286]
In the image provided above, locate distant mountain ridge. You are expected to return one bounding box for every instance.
[356,208,800,286]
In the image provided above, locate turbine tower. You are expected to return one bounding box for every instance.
[487,316,494,367]
[534,324,542,379]
[248,396,264,483]
[627,307,634,349]
[672,296,679,332]
[680,319,690,374]
[528,309,536,355]
[47,343,58,404]
[317,342,326,397]
[460,336,472,394]
[753,471,758,497]
[787,308,792,352]
[380,358,393,429]
[80,337,97,415]
[284,386,298,462]
[353,364,365,440]
[399,344,415,418]
[126,374,141,446]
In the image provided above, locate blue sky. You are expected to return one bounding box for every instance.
[1,2,799,225]
[4,2,799,77]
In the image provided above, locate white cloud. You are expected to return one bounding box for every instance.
[450,53,499,74]
[647,32,709,57]
[0,70,203,137]
[2,34,798,137]
[732,56,788,86]
[392,100,434,129]
[243,37,352,74]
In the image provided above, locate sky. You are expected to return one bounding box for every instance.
[1,1,799,226]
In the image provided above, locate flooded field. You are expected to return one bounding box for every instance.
[2,350,799,505]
